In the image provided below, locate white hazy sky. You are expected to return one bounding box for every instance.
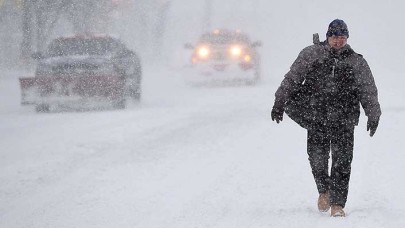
[163,0,404,80]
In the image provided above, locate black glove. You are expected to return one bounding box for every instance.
[367,116,379,137]
[271,106,284,124]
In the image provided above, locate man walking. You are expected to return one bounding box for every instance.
[271,19,381,217]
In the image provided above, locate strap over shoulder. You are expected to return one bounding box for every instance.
[313,33,320,45]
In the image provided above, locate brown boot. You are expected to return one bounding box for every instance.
[331,205,345,217]
[317,192,330,212]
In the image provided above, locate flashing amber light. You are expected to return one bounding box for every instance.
[244,55,251,62]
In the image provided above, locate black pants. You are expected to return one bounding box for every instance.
[307,124,354,208]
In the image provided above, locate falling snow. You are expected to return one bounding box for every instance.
[1,0,404,227]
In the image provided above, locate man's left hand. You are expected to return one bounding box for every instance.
[367,116,380,137]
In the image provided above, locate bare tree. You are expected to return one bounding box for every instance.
[203,0,213,32]
[20,0,113,58]
[21,0,34,60]
[17,0,172,65]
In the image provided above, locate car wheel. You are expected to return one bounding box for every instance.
[245,79,257,86]
[126,75,142,101]
[246,68,261,86]
[35,104,50,113]
[113,99,126,109]
[129,85,141,101]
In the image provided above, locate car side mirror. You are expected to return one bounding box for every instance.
[184,43,194,49]
[31,52,44,60]
[252,41,262,47]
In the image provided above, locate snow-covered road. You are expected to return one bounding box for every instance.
[0,66,404,228]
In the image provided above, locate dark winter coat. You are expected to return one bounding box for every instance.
[274,41,381,129]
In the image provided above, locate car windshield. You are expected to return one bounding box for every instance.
[199,32,251,45]
[46,38,115,57]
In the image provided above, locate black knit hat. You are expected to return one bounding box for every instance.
[326,19,349,38]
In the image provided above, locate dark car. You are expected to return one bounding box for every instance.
[184,29,261,85]
[19,34,142,112]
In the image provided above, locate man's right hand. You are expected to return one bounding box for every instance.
[271,106,284,123]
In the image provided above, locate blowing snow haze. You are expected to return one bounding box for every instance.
[1,0,404,76]
[0,0,405,228]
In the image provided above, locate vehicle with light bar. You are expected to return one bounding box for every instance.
[184,29,261,85]
[19,34,142,112]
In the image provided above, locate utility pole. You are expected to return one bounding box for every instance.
[21,0,34,60]
[203,0,212,32]
[154,0,171,58]
[36,0,46,52]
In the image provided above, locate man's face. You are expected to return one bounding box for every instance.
[328,35,348,50]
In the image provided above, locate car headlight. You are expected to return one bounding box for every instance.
[230,46,242,57]
[197,47,210,58]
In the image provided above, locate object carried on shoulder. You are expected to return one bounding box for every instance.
[284,33,323,129]
[284,79,315,129]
